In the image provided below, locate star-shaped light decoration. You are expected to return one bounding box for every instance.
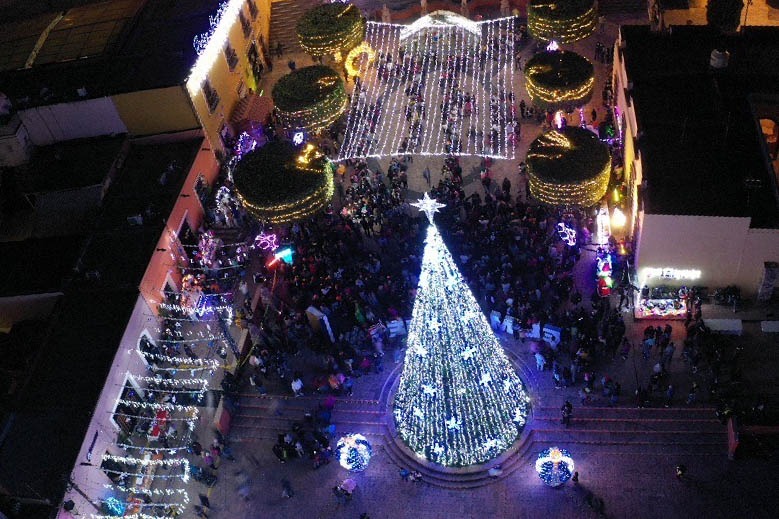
[479,373,493,386]
[483,438,500,450]
[461,346,476,360]
[432,443,445,456]
[411,192,446,223]
[413,407,424,420]
[412,344,428,357]
[513,407,526,425]
[421,384,437,396]
[503,379,513,393]
[464,310,481,322]
[445,416,462,431]
[429,319,441,333]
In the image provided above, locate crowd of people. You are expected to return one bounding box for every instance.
[340,23,521,159]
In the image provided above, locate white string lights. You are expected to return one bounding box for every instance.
[394,196,530,467]
[337,16,518,161]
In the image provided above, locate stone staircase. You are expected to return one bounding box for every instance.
[526,405,728,457]
[269,0,309,55]
[230,393,388,444]
[229,356,727,489]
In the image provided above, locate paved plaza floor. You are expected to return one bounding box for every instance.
[196,11,779,519]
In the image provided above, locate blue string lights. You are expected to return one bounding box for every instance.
[336,433,373,472]
[535,447,575,487]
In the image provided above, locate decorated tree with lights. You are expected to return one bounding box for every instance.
[393,194,530,467]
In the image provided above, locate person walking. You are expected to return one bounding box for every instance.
[561,400,573,427]
[665,384,675,407]
[281,479,294,498]
[535,351,546,371]
[686,383,699,405]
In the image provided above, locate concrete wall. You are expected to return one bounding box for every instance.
[18,97,127,146]
[188,0,273,157]
[0,113,33,167]
[59,137,220,517]
[112,86,200,137]
[613,34,643,238]
[138,139,220,310]
[635,214,779,297]
[58,296,158,518]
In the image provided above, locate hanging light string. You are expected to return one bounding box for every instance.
[131,375,209,388]
[115,443,191,453]
[461,27,473,155]
[429,26,449,155]
[101,454,189,475]
[384,24,408,156]
[140,352,221,368]
[101,484,190,498]
[111,407,201,421]
[115,399,200,415]
[410,24,433,155]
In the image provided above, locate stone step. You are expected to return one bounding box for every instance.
[236,392,381,409]
[380,428,534,489]
[525,429,727,457]
[532,405,720,422]
[531,415,724,433]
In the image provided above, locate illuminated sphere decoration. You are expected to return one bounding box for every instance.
[296,3,366,57]
[336,433,373,472]
[528,0,598,44]
[535,447,575,487]
[233,141,334,224]
[527,126,611,207]
[272,66,347,133]
[525,50,594,111]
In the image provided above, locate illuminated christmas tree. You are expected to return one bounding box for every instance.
[393,194,530,467]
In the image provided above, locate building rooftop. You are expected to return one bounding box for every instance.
[16,135,125,193]
[0,136,201,515]
[621,24,779,228]
[0,0,214,108]
[0,236,84,296]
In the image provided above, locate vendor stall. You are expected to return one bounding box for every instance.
[635,267,701,319]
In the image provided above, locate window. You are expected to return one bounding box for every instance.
[239,10,251,38]
[202,78,220,113]
[247,0,258,19]
[224,42,239,71]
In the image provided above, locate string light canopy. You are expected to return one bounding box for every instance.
[233,140,334,224]
[527,0,598,44]
[272,65,348,133]
[296,2,366,57]
[524,49,594,111]
[338,15,518,161]
[393,194,530,467]
[527,126,611,207]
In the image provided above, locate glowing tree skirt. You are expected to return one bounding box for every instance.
[338,14,518,161]
[393,195,530,467]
